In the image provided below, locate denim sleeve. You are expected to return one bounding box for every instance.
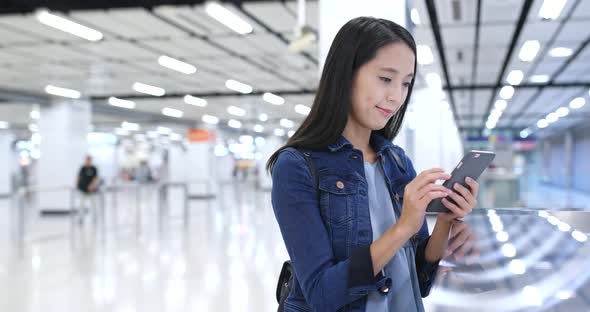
[271,150,389,311]
[415,221,440,297]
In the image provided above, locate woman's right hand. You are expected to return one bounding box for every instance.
[398,168,452,235]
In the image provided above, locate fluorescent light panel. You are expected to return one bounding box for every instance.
[529,75,550,83]
[506,70,524,85]
[227,105,246,117]
[162,107,183,118]
[158,55,197,74]
[225,79,252,94]
[45,85,81,99]
[519,40,540,62]
[280,118,294,128]
[228,119,242,129]
[411,8,421,25]
[108,97,135,109]
[36,10,103,41]
[184,95,207,107]
[295,104,311,116]
[263,92,285,105]
[549,47,573,57]
[202,115,219,125]
[205,2,253,35]
[538,0,567,20]
[417,45,434,65]
[133,82,165,96]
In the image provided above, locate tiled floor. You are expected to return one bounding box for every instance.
[0,181,589,311]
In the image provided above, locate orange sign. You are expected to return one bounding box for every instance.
[188,128,215,143]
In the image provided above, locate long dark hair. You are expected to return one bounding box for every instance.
[266,17,417,172]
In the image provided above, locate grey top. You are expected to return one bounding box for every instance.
[364,161,425,312]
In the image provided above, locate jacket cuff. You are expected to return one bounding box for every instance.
[415,236,440,297]
[348,245,374,288]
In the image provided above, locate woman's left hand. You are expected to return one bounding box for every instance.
[437,177,479,222]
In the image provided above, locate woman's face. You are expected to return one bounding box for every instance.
[349,42,415,131]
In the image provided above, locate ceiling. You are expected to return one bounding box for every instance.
[0,0,589,139]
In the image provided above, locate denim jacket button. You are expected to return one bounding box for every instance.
[336,181,344,189]
[394,193,400,201]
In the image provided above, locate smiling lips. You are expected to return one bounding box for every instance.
[376,106,394,117]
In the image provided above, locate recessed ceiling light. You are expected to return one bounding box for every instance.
[280,118,294,128]
[506,70,524,85]
[133,82,165,97]
[205,2,253,35]
[228,119,242,129]
[44,85,81,99]
[499,86,515,100]
[537,119,549,128]
[259,113,268,122]
[253,124,264,133]
[295,104,311,116]
[417,45,434,65]
[162,107,183,118]
[519,40,540,62]
[538,0,567,20]
[108,97,135,109]
[158,55,197,74]
[549,47,573,58]
[202,115,219,125]
[411,8,421,25]
[184,95,207,107]
[529,74,550,83]
[263,92,285,105]
[227,105,246,117]
[225,79,252,94]
[36,10,103,41]
[569,97,585,109]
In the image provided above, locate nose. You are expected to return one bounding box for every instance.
[386,84,403,104]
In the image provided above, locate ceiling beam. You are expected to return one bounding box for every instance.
[446,81,590,91]
[91,103,196,126]
[148,8,308,89]
[0,87,49,104]
[0,0,276,15]
[507,0,584,125]
[479,0,534,127]
[424,0,459,126]
[468,0,482,125]
[91,88,316,101]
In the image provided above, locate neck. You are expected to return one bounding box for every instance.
[342,119,372,152]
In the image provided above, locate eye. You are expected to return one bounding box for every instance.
[403,82,412,88]
[379,77,392,83]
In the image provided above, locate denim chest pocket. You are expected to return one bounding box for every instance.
[318,170,359,226]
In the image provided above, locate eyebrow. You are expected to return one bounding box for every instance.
[380,67,414,78]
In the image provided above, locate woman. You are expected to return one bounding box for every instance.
[267,17,479,312]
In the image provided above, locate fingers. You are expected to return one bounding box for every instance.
[417,191,448,208]
[465,177,480,197]
[410,168,450,190]
[453,183,476,207]
[415,184,450,202]
[448,229,471,255]
[441,198,468,218]
[448,186,472,212]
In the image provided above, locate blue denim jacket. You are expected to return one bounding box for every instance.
[271,133,439,312]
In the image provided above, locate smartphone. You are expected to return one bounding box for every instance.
[426,151,496,213]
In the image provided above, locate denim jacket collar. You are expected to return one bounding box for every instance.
[327,132,394,155]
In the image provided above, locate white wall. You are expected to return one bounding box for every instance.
[319,0,406,70]
[410,88,463,175]
[38,100,90,211]
[0,132,14,194]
